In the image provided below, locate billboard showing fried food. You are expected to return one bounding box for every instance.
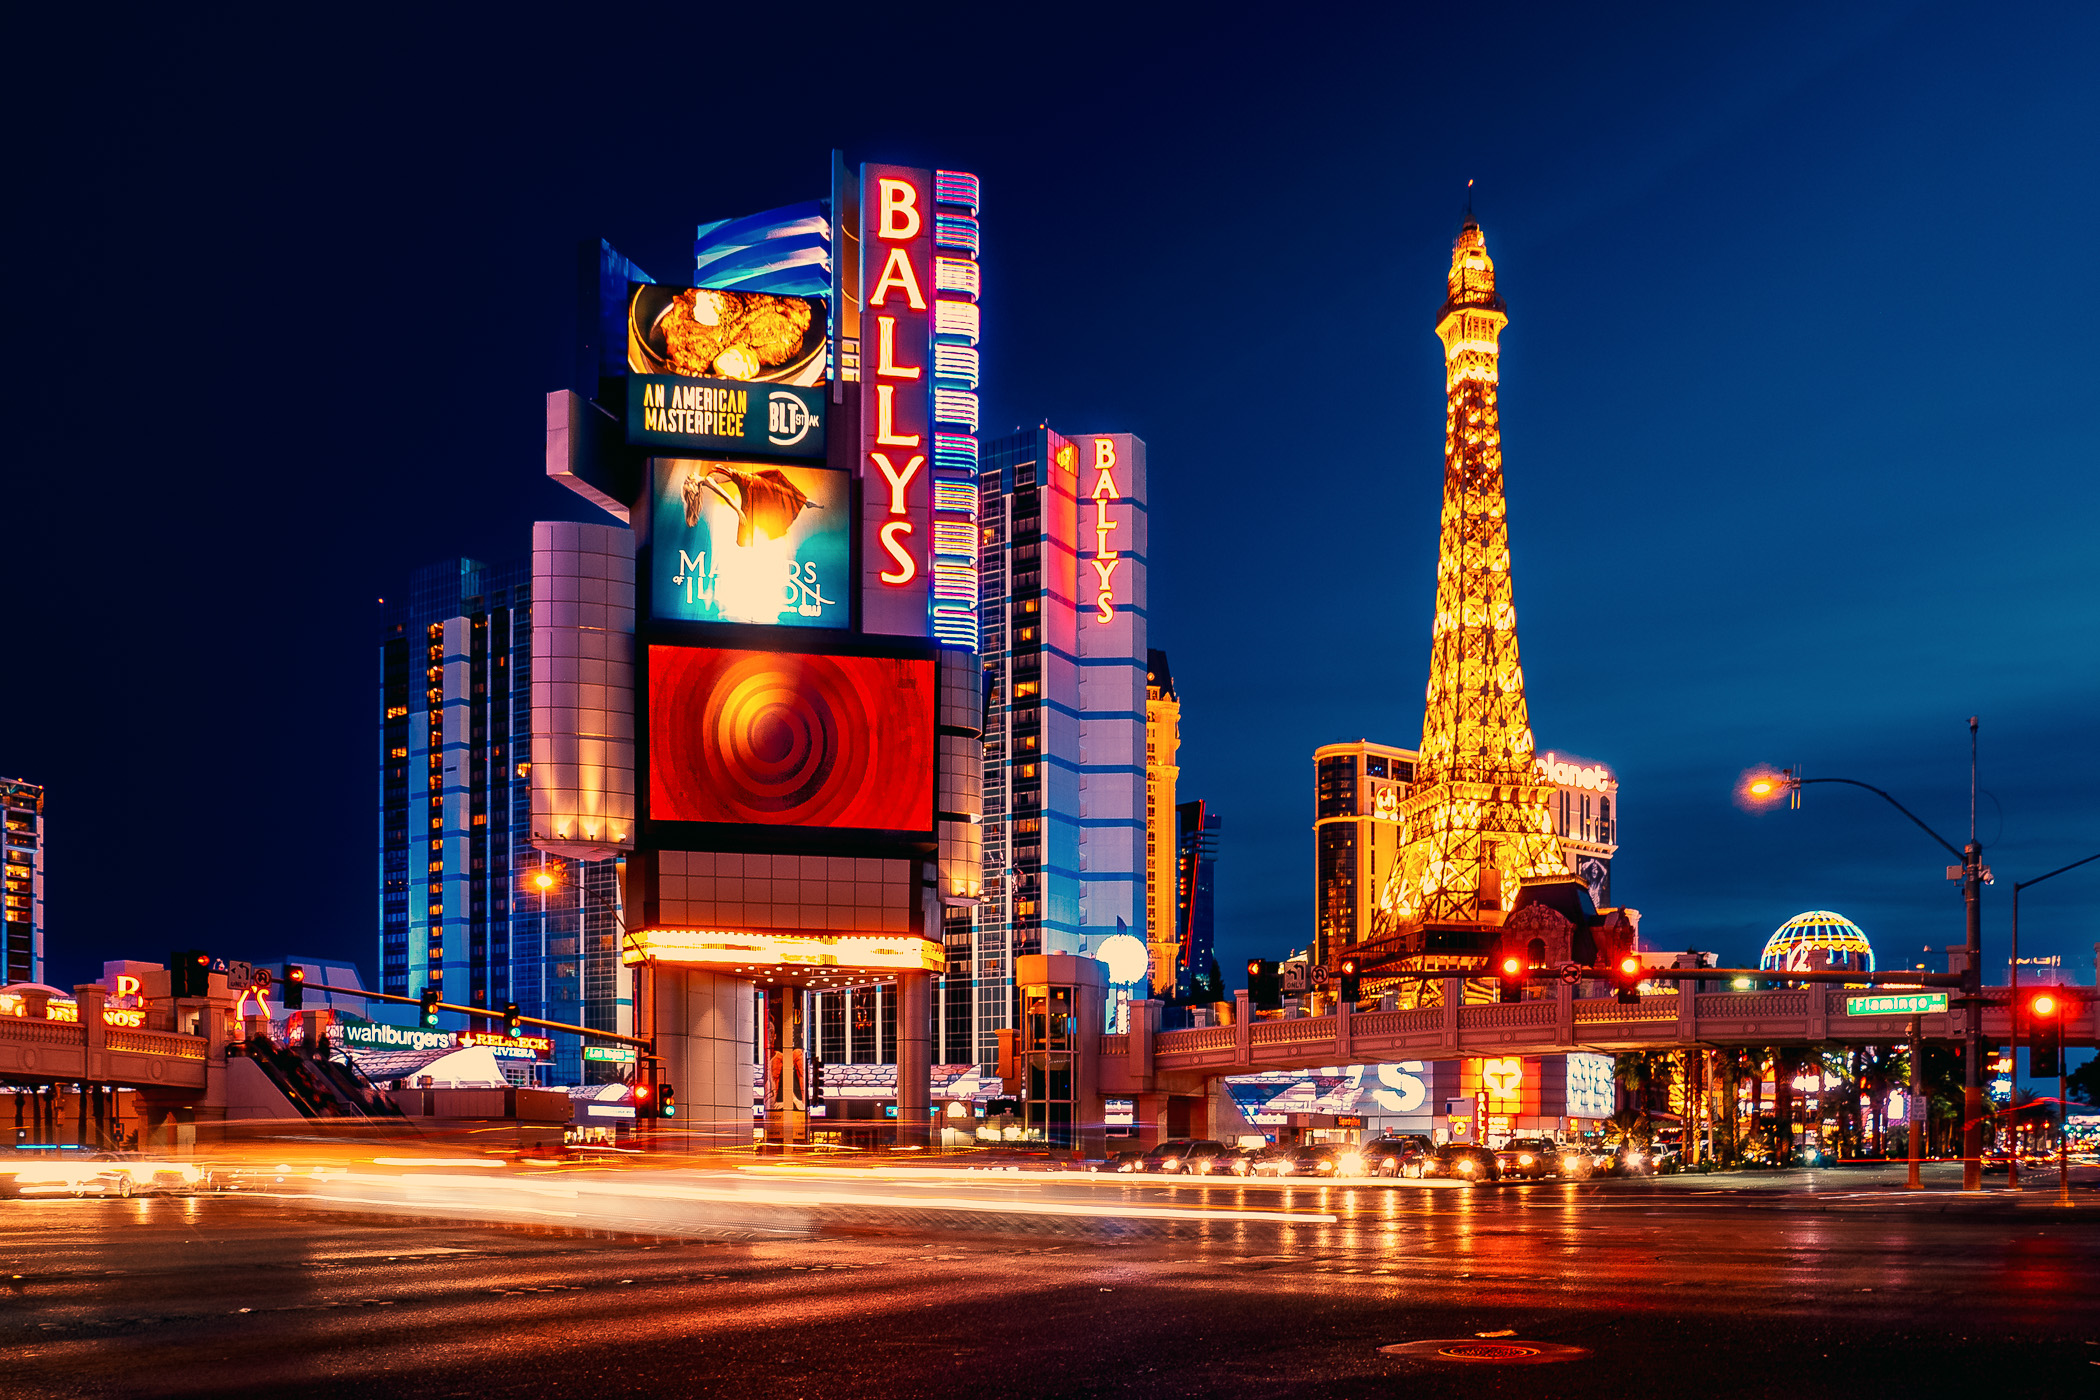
[628,284,827,387]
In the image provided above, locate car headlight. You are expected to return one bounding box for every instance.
[1338,1153,1364,1175]
[1518,1154,1534,1165]
[1457,1160,1475,1173]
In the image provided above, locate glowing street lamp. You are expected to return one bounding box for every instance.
[1738,721,1990,1188]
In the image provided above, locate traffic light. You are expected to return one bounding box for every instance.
[2029,991,2063,1078]
[1496,954,1526,1004]
[171,950,210,998]
[1611,954,1642,1005]
[1247,959,1282,1011]
[419,986,440,1029]
[659,1084,676,1119]
[1338,958,1362,1004]
[503,1002,522,1036]
[282,966,306,1011]
[633,1081,654,1118]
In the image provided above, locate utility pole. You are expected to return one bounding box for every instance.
[1960,718,1985,1192]
[1907,1015,1923,1190]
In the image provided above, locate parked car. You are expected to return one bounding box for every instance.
[1363,1135,1435,1177]
[1290,1143,1368,1178]
[1423,1144,1501,1182]
[1495,1137,1560,1179]
[1143,1139,1230,1174]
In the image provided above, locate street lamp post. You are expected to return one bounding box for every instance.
[1741,719,1989,1190]
[2007,850,2100,1194]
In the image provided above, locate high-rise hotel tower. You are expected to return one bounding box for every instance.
[379,557,626,1085]
[941,426,1148,1069]
[2,778,44,985]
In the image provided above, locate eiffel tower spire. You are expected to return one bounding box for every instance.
[1375,218,1564,930]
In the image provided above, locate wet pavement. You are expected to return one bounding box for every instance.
[3,1164,2096,1398]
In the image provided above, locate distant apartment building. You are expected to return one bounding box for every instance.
[2,779,44,985]
[1143,649,1180,995]
[1174,798,1220,999]
[379,557,625,1085]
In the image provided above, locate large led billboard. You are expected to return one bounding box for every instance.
[649,459,848,629]
[628,284,826,386]
[649,647,934,832]
[625,283,828,458]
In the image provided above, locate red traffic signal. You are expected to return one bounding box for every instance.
[1611,955,1642,1004]
[1496,954,1525,1003]
[2029,991,2064,1077]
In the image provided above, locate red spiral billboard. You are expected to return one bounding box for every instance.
[648,646,934,831]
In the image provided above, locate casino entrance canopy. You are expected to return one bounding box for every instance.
[621,928,942,990]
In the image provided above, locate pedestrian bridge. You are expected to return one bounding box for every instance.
[1102,985,2093,1090]
[0,1010,211,1092]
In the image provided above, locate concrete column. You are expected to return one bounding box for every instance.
[895,971,931,1148]
[1233,990,1251,1067]
[1440,982,1461,1055]
[1555,977,1575,1047]
[760,985,809,1147]
[653,966,757,1153]
[1131,998,1158,1087]
[74,983,108,1057]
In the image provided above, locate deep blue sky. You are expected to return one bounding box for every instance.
[10,2,2098,1014]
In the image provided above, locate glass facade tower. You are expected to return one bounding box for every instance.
[379,557,623,1085]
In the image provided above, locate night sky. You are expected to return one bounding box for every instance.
[12,3,2098,1035]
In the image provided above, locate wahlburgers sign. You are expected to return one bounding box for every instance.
[339,1020,455,1052]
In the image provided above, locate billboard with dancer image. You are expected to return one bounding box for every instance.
[649,458,849,628]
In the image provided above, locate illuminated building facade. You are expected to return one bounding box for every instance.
[1174,798,1220,999]
[378,557,623,1086]
[1144,649,1180,995]
[2,778,44,985]
[1375,217,1565,935]
[957,426,1148,1070]
[1311,741,1419,966]
[1318,738,1623,967]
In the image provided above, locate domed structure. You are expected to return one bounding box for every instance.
[1760,911,1875,976]
[1095,933,1150,988]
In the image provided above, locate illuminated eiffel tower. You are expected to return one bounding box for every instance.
[1373,216,1565,934]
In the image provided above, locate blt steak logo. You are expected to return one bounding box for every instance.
[768,392,815,447]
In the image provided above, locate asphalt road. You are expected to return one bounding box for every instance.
[5,1166,2098,1399]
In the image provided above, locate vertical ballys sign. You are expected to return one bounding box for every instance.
[859,166,933,636]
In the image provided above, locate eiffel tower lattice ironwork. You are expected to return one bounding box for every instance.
[1375,218,1564,931]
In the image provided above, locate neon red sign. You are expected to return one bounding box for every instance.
[860,166,933,634]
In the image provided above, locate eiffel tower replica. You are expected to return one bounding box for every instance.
[1359,214,1577,1005]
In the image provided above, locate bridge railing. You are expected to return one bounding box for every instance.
[1458,1000,1556,1031]
[1696,991,1809,1019]
[1158,1025,1234,1055]
[1346,1007,1443,1039]
[1250,1017,1339,1048]
[1098,1034,1129,1057]
[1573,998,1679,1024]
